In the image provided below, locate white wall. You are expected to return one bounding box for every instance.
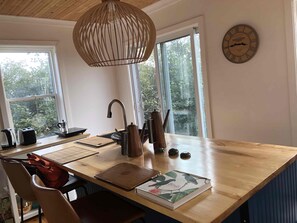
[0,16,122,136]
[115,66,137,126]
[118,0,295,146]
[0,0,295,146]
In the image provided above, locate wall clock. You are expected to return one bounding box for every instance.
[222,24,259,63]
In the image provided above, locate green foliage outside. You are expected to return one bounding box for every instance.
[138,56,161,121]
[162,37,198,136]
[1,53,59,138]
[138,36,199,136]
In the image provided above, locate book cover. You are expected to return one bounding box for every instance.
[136,170,211,210]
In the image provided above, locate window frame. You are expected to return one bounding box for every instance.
[0,42,66,136]
[130,16,212,138]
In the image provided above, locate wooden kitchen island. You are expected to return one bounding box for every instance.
[33,134,297,223]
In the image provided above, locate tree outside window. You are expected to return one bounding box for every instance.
[0,50,62,138]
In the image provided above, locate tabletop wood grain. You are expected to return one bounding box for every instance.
[33,134,297,223]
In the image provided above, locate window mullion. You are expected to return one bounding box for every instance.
[153,45,164,117]
[7,94,56,103]
[130,64,144,126]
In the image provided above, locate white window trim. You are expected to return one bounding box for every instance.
[191,29,204,137]
[0,42,67,133]
[131,16,212,138]
[130,64,144,124]
[284,0,297,146]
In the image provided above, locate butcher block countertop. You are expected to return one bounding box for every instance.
[33,134,297,223]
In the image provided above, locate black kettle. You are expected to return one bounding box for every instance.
[1,128,16,149]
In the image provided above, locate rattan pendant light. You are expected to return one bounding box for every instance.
[73,0,156,67]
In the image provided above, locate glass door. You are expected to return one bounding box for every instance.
[156,35,199,136]
[134,29,207,137]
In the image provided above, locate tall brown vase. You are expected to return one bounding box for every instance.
[151,110,166,153]
[127,123,143,157]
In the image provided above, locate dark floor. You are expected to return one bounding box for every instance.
[76,181,181,223]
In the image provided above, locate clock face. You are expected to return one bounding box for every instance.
[222,24,259,63]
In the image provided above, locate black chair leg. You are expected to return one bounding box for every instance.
[38,205,42,223]
[20,197,24,223]
[66,192,70,201]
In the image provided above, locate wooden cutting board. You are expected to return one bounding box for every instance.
[76,136,115,148]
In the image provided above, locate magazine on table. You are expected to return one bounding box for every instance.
[136,170,211,210]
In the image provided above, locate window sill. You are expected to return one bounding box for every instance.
[0,133,90,158]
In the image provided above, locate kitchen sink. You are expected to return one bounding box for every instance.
[99,129,149,144]
[99,130,124,144]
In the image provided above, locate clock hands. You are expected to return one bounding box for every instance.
[229,42,247,48]
[229,36,247,48]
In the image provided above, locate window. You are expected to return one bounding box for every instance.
[0,45,65,138]
[131,17,211,137]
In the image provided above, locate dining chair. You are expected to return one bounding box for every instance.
[31,174,146,223]
[1,159,88,223]
[1,159,41,223]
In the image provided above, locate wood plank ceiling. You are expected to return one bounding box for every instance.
[0,0,160,21]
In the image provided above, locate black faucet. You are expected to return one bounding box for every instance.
[107,99,128,130]
[107,99,128,155]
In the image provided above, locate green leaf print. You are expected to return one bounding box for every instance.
[165,171,177,179]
